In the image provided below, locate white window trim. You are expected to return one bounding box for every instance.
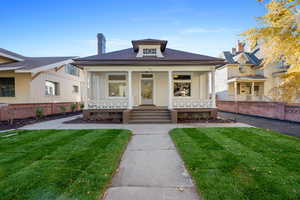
[173,72,193,98]
[45,80,60,97]
[142,48,157,56]
[106,73,128,99]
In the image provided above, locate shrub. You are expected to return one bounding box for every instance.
[80,104,84,110]
[35,107,44,119]
[71,104,77,112]
[59,105,67,114]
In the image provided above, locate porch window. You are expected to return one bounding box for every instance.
[0,78,15,97]
[173,74,191,97]
[108,74,127,97]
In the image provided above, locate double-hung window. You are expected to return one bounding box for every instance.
[0,78,15,97]
[108,74,127,97]
[173,74,192,97]
[45,81,60,96]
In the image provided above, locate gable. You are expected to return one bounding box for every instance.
[0,56,15,64]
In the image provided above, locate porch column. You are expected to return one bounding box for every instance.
[251,82,255,99]
[211,69,216,108]
[128,70,133,109]
[84,71,90,109]
[168,70,173,109]
[234,81,238,101]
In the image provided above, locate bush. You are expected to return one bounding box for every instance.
[71,104,77,112]
[59,105,67,114]
[80,104,84,110]
[35,107,44,119]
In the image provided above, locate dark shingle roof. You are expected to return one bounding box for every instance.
[221,48,262,66]
[0,48,26,60]
[0,48,75,72]
[75,48,225,66]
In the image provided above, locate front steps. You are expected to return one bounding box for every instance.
[128,108,172,124]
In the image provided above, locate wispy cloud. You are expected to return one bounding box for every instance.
[180,27,241,34]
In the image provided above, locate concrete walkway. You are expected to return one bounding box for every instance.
[20,115,251,200]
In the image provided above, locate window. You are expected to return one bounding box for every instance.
[45,81,59,96]
[143,48,156,56]
[64,64,80,76]
[0,78,15,97]
[73,85,79,93]
[173,74,191,97]
[108,74,127,97]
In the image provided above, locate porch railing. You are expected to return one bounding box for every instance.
[173,99,213,108]
[87,99,129,109]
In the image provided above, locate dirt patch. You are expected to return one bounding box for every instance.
[178,118,235,123]
[0,112,82,131]
[64,117,121,124]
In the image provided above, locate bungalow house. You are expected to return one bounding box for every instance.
[216,41,290,102]
[0,48,84,120]
[75,34,225,123]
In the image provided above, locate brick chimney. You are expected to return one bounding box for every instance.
[97,33,106,55]
[236,40,245,53]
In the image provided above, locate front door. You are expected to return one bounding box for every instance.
[141,73,154,105]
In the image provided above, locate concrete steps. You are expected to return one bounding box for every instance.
[129,108,172,124]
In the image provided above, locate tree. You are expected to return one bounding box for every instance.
[243,0,300,103]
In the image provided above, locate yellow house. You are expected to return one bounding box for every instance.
[216,41,290,102]
[0,48,84,104]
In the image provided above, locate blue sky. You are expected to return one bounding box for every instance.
[0,0,266,57]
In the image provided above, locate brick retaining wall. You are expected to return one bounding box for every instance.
[0,102,81,121]
[217,100,300,123]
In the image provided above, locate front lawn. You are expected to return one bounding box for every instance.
[170,127,300,200]
[0,129,131,200]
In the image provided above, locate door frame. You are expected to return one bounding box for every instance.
[139,72,156,105]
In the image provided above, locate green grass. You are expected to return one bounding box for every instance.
[170,127,300,200]
[0,129,131,200]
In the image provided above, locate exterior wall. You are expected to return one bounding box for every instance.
[263,62,285,99]
[217,100,300,123]
[0,102,81,121]
[0,67,84,104]
[0,71,31,104]
[88,71,210,107]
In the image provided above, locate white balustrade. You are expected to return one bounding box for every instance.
[87,99,129,109]
[173,99,213,108]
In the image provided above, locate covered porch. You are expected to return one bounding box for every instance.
[82,66,217,123]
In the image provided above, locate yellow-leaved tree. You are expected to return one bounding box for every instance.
[243,0,300,103]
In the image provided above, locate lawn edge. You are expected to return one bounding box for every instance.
[99,129,133,200]
[168,128,203,199]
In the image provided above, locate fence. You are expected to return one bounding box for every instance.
[0,102,82,121]
[217,100,300,123]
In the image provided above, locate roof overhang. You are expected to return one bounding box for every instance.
[132,39,168,52]
[0,52,24,61]
[15,59,74,74]
[228,77,266,83]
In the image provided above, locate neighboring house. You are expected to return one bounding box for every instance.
[0,48,84,104]
[74,33,225,123]
[216,41,289,101]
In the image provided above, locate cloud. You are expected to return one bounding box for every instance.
[180,27,241,34]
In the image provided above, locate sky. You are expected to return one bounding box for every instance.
[0,0,267,58]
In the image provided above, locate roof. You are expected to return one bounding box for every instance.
[0,48,26,61]
[0,48,75,73]
[132,39,168,52]
[75,47,225,66]
[228,75,266,82]
[220,48,262,66]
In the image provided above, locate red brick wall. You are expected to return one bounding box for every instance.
[0,102,81,121]
[217,100,300,123]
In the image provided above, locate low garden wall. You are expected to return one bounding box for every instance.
[0,102,82,121]
[217,100,300,123]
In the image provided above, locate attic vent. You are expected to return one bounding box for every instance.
[143,48,156,56]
